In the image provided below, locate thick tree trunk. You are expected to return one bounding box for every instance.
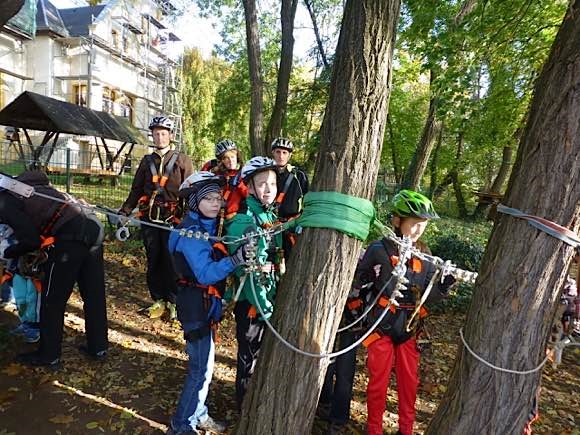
[235,1,401,434]
[304,0,330,70]
[265,0,299,149]
[427,2,580,433]
[402,71,438,190]
[242,0,265,156]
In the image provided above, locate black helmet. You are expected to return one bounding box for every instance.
[215,139,237,158]
[271,137,294,152]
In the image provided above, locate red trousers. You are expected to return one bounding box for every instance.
[366,335,420,435]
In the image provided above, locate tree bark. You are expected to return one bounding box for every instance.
[235,1,401,433]
[242,0,265,156]
[304,0,330,70]
[265,0,299,149]
[427,2,580,433]
[402,70,438,190]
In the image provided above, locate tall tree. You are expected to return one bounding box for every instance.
[304,0,330,70]
[242,0,265,156]
[264,0,299,148]
[235,0,401,433]
[427,1,580,433]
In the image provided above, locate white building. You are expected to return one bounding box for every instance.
[1,0,182,141]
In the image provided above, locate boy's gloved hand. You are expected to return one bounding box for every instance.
[207,296,223,323]
[230,243,249,267]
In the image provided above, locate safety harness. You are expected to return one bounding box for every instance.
[137,152,181,224]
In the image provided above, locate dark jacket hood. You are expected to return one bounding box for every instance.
[16,170,50,186]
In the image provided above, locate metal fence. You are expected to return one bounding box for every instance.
[0,138,149,209]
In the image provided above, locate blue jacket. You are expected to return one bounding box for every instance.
[168,211,236,334]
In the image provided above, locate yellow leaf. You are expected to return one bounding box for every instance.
[1,363,25,376]
[86,422,99,429]
[49,414,75,424]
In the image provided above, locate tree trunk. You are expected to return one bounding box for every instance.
[242,0,265,156]
[235,1,401,433]
[472,145,513,219]
[427,2,580,433]
[304,0,330,70]
[428,121,444,198]
[265,0,299,149]
[402,71,438,190]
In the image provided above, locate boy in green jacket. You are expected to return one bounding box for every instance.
[225,156,283,410]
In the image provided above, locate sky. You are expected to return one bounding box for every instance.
[49,0,319,61]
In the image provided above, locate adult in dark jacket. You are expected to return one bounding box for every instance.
[120,115,194,320]
[166,171,246,435]
[0,170,107,367]
[270,137,309,220]
[359,190,455,435]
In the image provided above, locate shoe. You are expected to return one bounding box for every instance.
[79,345,108,361]
[23,326,40,344]
[17,351,60,368]
[166,302,177,321]
[10,323,28,336]
[316,403,331,421]
[165,427,200,434]
[145,300,166,319]
[197,415,226,433]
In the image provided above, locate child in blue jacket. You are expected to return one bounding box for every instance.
[166,171,247,435]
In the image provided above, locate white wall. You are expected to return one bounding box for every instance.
[0,32,28,107]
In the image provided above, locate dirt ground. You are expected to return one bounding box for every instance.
[0,241,578,435]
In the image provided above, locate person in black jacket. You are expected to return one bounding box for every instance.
[360,190,455,435]
[270,137,308,220]
[120,116,194,321]
[0,171,108,368]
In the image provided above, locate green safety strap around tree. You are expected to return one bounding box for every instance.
[290,191,381,241]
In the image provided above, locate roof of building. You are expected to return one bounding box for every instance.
[4,0,36,38]
[35,0,69,37]
[59,4,106,36]
[0,91,147,145]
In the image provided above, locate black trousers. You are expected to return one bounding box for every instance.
[39,241,108,360]
[140,224,177,304]
[234,300,265,410]
[319,330,358,425]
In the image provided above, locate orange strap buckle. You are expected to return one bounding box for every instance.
[347,299,362,310]
[40,236,55,249]
[362,332,382,348]
[248,305,257,319]
[160,176,168,187]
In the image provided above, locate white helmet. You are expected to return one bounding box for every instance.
[271,137,294,152]
[179,171,225,198]
[215,139,237,158]
[149,116,174,131]
[241,156,277,182]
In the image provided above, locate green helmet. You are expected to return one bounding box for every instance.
[390,189,439,219]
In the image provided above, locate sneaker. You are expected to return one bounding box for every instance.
[79,345,108,361]
[145,300,166,319]
[23,326,40,344]
[197,415,226,433]
[165,427,200,435]
[166,302,177,321]
[17,351,60,368]
[10,323,28,336]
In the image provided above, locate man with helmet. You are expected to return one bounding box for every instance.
[356,190,455,435]
[270,137,309,220]
[166,171,248,435]
[201,139,248,232]
[120,115,193,321]
[224,156,284,410]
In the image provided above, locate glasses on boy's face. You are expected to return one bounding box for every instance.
[202,195,224,205]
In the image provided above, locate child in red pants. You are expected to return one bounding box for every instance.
[354,190,455,435]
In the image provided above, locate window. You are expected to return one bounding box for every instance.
[111,29,120,50]
[0,73,4,109]
[72,84,87,106]
[102,87,113,113]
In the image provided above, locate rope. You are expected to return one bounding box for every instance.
[248,273,399,359]
[459,327,549,375]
